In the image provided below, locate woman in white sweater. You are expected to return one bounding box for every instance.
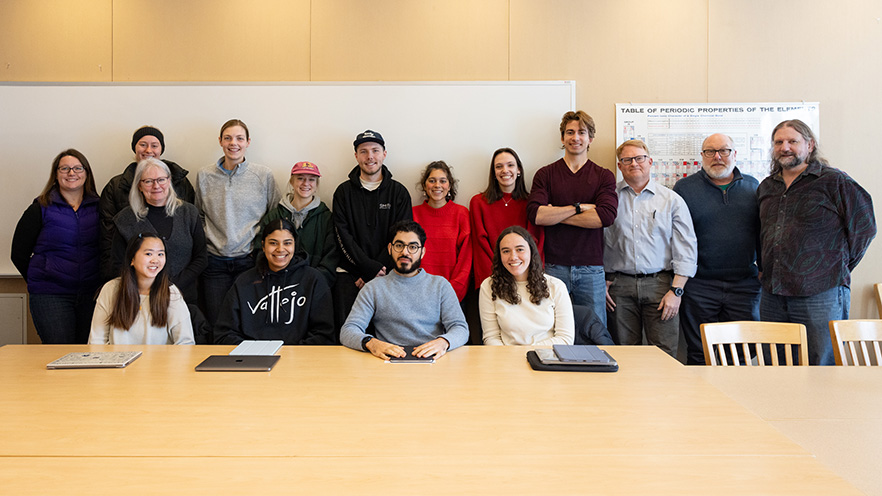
[89,233,194,345]
[479,226,574,346]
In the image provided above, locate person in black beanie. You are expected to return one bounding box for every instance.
[99,125,196,284]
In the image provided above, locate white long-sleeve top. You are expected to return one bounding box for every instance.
[89,278,195,345]
[479,274,574,346]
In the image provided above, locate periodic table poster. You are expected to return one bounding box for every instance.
[614,102,820,186]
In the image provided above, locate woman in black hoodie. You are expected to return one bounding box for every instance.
[214,219,334,345]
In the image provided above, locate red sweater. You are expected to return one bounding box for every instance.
[412,201,472,300]
[469,193,544,289]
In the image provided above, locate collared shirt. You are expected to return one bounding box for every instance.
[603,179,697,277]
[758,161,876,296]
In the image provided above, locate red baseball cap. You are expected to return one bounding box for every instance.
[290,161,322,176]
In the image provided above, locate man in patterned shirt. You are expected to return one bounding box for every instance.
[758,119,876,365]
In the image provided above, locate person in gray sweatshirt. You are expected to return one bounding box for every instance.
[340,220,469,360]
[195,119,281,325]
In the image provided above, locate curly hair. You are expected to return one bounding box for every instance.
[489,226,548,305]
[417,160,458,202]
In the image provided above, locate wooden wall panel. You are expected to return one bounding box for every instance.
[510,0,708,168]
[0,0,112,81]
[708,0,882,317]
[112,0,311,81]
[311,0,509,81]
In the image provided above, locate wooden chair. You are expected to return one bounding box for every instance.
[700,321,808,366]
[874,284,882,318]
[829,320,882,366]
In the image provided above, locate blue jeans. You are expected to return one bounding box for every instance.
[29,292,96,344]
[760,286,849,366]
[680,277,761,365]
[545,264,606,327]
[200,254,255,326]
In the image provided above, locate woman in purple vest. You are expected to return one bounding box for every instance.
[11,149,101,343]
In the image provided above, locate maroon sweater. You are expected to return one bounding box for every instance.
[527,158,617,267]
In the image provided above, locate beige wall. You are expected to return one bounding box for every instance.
[2,0,880,338]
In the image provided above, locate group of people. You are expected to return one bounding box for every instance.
[10,111,876,365]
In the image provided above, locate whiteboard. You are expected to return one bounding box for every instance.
[614,102,820,187]
[0,81,575,275]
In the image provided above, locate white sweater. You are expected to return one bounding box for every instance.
[89,278,195,345]
[479,274,574,346]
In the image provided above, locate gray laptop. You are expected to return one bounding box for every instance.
[195,355,280,372]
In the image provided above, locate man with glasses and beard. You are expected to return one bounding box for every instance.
[673,133,761,365]
[340,221,469,360]
[758,119,876,365]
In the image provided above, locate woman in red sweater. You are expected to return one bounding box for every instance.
[412,161,471,301]
[469,148,543,290]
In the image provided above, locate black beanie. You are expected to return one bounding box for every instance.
[131,126,165,154]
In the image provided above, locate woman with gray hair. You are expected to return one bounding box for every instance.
[106,157,207,303]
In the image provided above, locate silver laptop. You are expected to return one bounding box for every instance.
[47,351,142,369]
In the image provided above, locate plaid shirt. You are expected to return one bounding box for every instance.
[758,161,876,296]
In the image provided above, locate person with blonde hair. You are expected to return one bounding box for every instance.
[107,157,206,303]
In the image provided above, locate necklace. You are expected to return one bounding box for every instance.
[502,194,512,207]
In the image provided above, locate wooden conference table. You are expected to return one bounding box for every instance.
[0,344,863,495]
[693,365,882,496]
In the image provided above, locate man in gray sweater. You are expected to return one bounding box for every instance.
[340,221,469,360]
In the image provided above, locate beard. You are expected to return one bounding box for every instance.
[773,152,804,170]
[704,163,735,180]
[395,256,422,275]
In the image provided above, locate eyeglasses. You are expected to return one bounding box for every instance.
[58,166,85,174]
[701,148,733,158]
[140,177,169,186]
[619,155,649,166]
[391,241,422,254]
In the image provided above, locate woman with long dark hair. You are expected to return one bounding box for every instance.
[214,219,334,345]
[11,149,101,343]
[479,226,573,345]
[469,148,543,292]
[89,233,194,345]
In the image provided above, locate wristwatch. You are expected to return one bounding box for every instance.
[573,202,582,214]
[361,336,373,351]
[670,286,684,297]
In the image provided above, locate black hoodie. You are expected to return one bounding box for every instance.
[213,252,335,345]
[331,165,412,281]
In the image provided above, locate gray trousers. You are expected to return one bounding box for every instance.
[607,271,678,358]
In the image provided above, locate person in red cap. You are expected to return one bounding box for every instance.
[258,161,338,286]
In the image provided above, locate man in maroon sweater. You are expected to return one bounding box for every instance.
[527,110,618,326]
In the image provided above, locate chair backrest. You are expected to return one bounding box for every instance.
[875,284,882,319]
[829,320,882,366]
[700,321,808,366]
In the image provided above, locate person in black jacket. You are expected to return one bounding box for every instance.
[331,130,412,333]
[99,126,196,282]
[213,219,334,345]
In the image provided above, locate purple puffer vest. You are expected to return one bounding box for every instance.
[26,191,101,295]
